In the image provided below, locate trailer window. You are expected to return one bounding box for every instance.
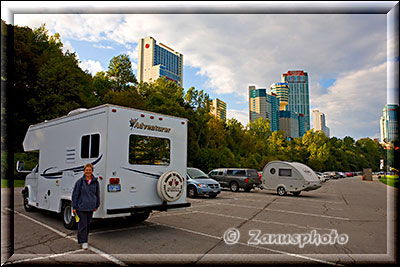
[81,134,100,159]
[129,135,170,166]
[279,168,292,177]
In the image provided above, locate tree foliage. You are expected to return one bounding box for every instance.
[4,21,388,173]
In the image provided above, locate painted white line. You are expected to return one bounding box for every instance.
[264,208,349,221]
[232,195,342,205]
[7,249,84,264]
[89,223,158,236]
[196,202,349,221]
[152,221,343,266]
[193,210,335,232]
[8,208,128,266]
[272,201,344,211]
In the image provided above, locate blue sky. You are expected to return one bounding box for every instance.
[3,2,398,140]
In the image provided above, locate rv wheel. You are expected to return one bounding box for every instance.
[277,186,287,196]
[62,202,77,230]
[230,181,239,192]
[23,188,35,212]
[292,191,301,196]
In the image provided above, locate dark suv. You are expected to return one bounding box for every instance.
[208,168,260,192]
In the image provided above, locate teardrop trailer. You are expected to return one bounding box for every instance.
[260,161,322,196]
[18,104,190,229]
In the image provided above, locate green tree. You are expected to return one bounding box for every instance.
[106,54,137,91]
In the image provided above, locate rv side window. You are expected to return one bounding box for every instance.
[129,135,170,166]
[81,134,100,159]
[279,169,292,177]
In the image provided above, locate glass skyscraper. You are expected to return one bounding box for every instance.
[281,70,310,131]
[137,36,183,87]
[380,104,399,143]
[248,86,279,132]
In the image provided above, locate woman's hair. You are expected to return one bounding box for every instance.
[84,163,94,171]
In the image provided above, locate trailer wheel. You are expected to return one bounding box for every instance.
[230,181,239,192]
[23,188,35,212]
[277,186,287,196]
[187,186,197,198]
[62,201,77,230]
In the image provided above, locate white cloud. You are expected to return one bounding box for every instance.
[227,109,249,127]
[79,59,104,75]
[93,44,114,50]
[312,62,387,139]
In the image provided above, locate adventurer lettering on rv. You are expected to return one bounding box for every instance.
[130,118,171,133]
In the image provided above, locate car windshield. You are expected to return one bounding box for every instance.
[187,168,210,179]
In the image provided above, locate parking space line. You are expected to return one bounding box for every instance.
[232,195,343,205]
[194,202,349,221]
[6,249,84,264]
[7,208,128,266]
[151,221,343,266]
[194,210,335,232]
[89,223,158,236]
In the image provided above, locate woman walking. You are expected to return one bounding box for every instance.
[72,163,100,249]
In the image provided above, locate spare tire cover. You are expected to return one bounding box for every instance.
[157,171,185,202]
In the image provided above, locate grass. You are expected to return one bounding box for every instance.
[1,179,25,188]
[378,175,399,188]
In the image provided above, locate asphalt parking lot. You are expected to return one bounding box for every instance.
[1,175,397,265]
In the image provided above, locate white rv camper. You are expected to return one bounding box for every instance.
[19,104,190,229]
[261,161,322,196]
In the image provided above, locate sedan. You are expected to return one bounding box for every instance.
[187,167,221,198]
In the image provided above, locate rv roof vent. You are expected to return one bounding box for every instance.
[67,108,87,116]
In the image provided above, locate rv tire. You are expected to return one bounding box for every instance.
[62,201,77,230]
[277,186,287,196]
[230,181,239,192]
[292,191,301,196]
[127,211,150,224]
[23,188,35,212]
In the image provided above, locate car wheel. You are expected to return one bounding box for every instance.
[62,201,77,230]
[230,181,239,192]
[187,186,197,198]
[23,188,35,212]
[277,186,286,196]
[208,194,217,198]
[292,191,301,196]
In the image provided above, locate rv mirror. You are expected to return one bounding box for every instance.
[16,161,24,171]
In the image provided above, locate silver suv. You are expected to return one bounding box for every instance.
[208,168,260,192]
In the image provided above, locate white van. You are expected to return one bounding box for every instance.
[18,104,190,229]
[260,161,322,196]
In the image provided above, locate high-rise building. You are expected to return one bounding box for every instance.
[249,86,279,132]
[210,98,227,121]
[270,82,289,111]
[279,111,300,139]
[312,110,330,137]
[380,104,399,143]
[281,70,310,131]
[137,36,183,86]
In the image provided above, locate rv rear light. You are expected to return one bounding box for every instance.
[181,121,185,125]
[141,114,145,117]
[159,117,163,121]
[110,178,120,184]
[112,109,117,112]
[150,116,154,119]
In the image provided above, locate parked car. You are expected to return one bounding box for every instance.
[186,167,221,198]
[345,172,354,177]
[324,171,337,179]
[336,172,345,178]
[315,171,327,182]
[208,168,260,192]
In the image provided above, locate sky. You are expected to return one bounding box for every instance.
[3,2,399,141]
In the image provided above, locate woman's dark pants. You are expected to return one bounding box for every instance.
[77,210,93,244]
